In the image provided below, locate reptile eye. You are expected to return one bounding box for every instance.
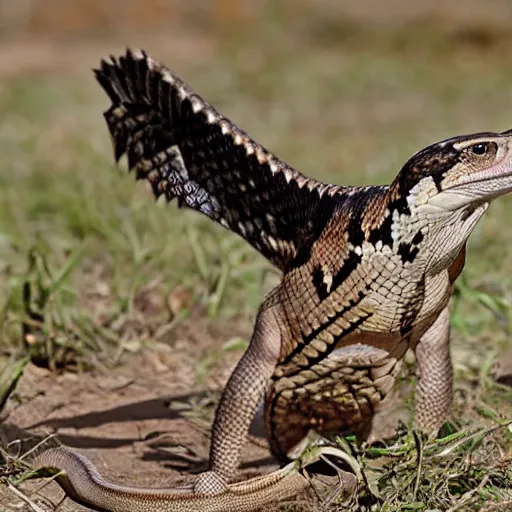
[470,143,488,155]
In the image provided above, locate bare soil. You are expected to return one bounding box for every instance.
[1,312,284,511]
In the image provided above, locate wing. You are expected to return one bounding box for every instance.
[94,49,343,272]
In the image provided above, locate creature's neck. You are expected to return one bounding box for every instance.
[384,178,489,278]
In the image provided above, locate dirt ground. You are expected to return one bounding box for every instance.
[2,324,279,511]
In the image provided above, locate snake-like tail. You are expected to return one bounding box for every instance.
[33,445,336,512]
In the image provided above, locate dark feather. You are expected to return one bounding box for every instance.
[94,49,346,271]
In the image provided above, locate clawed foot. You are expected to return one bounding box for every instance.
[193,470,229,495]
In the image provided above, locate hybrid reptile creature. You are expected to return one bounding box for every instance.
[33,49,512,511]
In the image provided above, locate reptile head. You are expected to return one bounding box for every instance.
[393,130,512,213]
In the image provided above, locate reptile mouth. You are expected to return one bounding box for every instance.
[449,171,512,188]
[445,166,512,204]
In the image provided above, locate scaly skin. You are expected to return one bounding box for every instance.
[33,446,318,512]
[33,49,512,511]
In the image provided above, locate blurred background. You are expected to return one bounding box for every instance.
[1,2,512,510]
[1,0,512,38]
[1,0,512,403]
[0,0,512,396]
